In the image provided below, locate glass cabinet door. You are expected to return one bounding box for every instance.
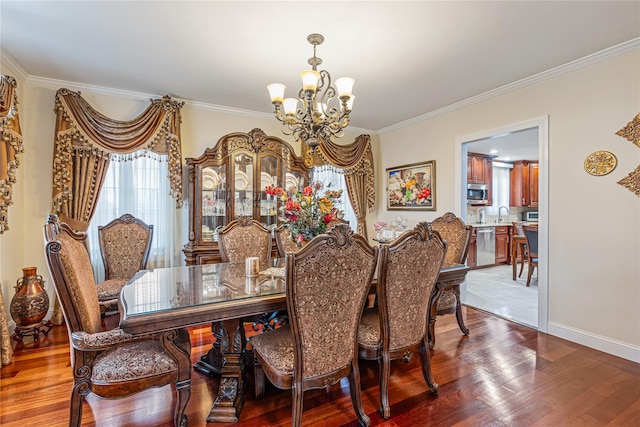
[259,154,280,226]
[285,169,307,193]
[201,164,227,242]
[233,153,254,218]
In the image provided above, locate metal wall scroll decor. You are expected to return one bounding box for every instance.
[584,151,617,176]
[615,112,640,198]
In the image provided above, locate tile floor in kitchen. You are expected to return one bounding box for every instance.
[462,263,538,328]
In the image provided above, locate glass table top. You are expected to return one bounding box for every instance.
[121,259,285,317]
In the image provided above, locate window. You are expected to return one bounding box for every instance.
[87,154,179,282]
[487,162,512,216]
[312,167,357,230]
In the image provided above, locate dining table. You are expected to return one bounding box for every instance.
[119,258,469,424]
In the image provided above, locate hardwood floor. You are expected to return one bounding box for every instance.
[2,307,638,426]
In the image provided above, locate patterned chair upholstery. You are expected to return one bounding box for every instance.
[217,216,271,262]
[97,214,153,313]
[251,225,378,427]
[429,212,472,346]
[43,214,191,427]
[358,222,446,419]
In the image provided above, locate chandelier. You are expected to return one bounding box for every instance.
[267,33,355,152]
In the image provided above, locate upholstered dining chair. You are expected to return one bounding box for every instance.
[358,222,446,419]
[43,214,191,427]
[522,225,539,286]
[274,225,301,257]
[428,212,472,345]
[251,224,378,427]
[96,213,153,314]
[217,216,271,262]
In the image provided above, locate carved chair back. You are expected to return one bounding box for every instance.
[98,213,153,281]
[218,217,271,262]
[288,224,377,380]
[429,212,472,265]
[45,214,103,335]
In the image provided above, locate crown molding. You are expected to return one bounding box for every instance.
[0,50,29,82]
[378,37,640,135]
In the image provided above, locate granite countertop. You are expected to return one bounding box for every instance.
[469,221,538,228]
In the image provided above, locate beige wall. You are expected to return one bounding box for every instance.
[377,50,640,360]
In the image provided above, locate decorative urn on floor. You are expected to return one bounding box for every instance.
[10,266,52,342]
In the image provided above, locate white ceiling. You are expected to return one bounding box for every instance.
[1,1,639,151]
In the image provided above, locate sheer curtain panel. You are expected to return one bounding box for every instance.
[87,155,179,283]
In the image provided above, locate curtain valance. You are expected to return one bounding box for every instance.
[305,135,376,238]
[0,74,24,234]
[52,89,184,230]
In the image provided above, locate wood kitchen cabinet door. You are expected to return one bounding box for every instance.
[495,226,509,264]
[510,160,538,207]
[467,228,477,268]
[528,162,539,207]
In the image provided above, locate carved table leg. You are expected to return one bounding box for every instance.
[194,321,229,376]
[207,319,246,423]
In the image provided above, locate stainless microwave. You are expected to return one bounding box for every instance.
[523,211,539,222]
[467,183,489,204]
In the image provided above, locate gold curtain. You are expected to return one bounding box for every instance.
[0,75,24,234]
[52,89,184,231]
[306,135,376,238]
[0,285,13,365]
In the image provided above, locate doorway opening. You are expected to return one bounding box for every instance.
[455,117,548,332]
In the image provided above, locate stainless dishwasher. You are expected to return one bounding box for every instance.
[476,227,496,266]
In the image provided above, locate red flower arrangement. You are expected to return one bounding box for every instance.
[265,182,344,244]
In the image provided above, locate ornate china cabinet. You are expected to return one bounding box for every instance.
[183,128,309,265]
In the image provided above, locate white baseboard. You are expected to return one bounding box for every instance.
[547,321,640,363]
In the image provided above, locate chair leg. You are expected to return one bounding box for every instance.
[379,353,391,419]
[174,380,190,427]
[69,381,87,427]
[254,359,265,399]
[291,385,304,427]
[526,263,533,286]
[348,360,371,426]
[453,285,469,335]
[418,340,439,395]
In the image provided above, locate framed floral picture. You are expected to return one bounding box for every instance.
[386,160,436,210]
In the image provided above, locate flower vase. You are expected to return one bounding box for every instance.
[10,267,49,327]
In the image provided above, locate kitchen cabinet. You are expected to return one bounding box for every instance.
[467,153,494,205]
[182,128,309,265]
[467,153,492,185]
[495,226,509,264]
[509,160,538,207]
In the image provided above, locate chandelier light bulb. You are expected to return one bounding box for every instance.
[267,83,286,104]
[335,77,355,98]
[300,70,320,91]
[283,98,299,116]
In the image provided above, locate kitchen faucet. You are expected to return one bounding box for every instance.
[498,206,510,223]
